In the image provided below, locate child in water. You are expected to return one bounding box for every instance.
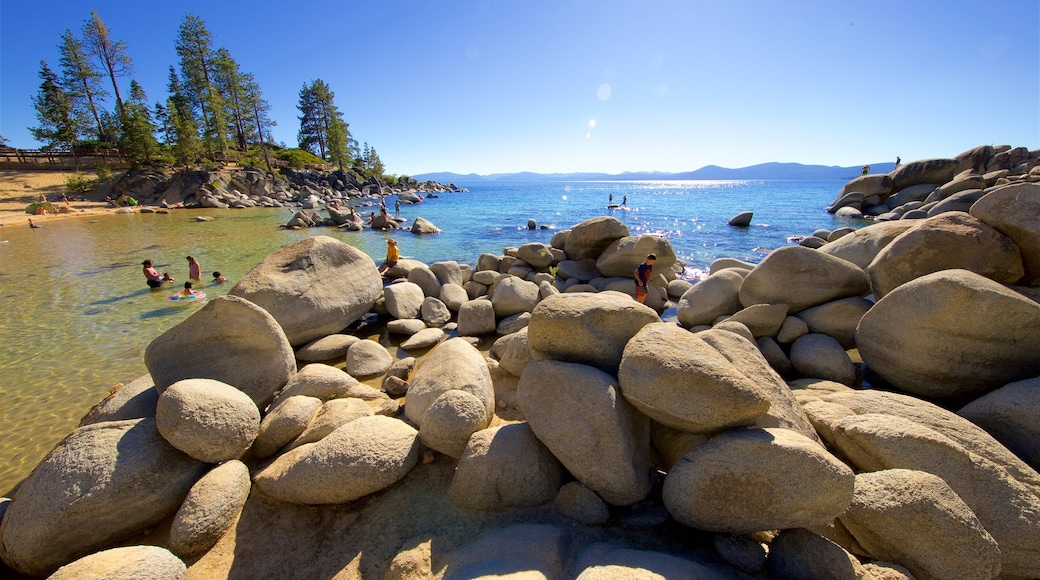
[180,281,201,297]
[162,273,175,283]
[212,271,227,283]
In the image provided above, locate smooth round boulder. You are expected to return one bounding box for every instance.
[767,528,869,580]
[794,297,872,349]
[663,427,854,534]
[405,338,494,426]
[970,182,1040,286]
[727,211,753,226]
[721,303,788,338]
[619,322,772,433]
[294,334,360,362]
[287,398,372,450]
[866,213,1024,298]
[675,269,745,328]
[229,236,382,346]
[407,266,442,298]
[47,546,187,580]
[345,339,393,378]
[456,299,497,336]
[0,419,206,577]
[144,295,296,409]
[554,482,609,525]
[438,283,469,312]
[410,216,441,234]
[400,327,446,351]
[564,216,630,260]
[528,292,660,376]
[789,334,856,386]
[78,374,158,426]
[429,260,464,286]
[491,276,540,318]
[957,377,1040,472]
[418,389,491,458]
[838,469,1001,580]
[168,460,251,557]
[594,235,676,278]
[448,423,563,510]
[516,242,555,269]
[155,378,261,463]
[383,282,425,319]
[253,415,419,505]
[556,259,601,282]
[386,318,426,336]
[856,269,1040,398]
[817,220,917,270]
[890,158,959,192]
[519,360,652,506]
[252,395,322,459]
[738,246,870,313]
[268,363,381,411]
[494,327,533,378]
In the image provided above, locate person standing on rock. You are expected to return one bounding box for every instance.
[861,165,870,176]
[634,254,656,304]
[394,199,401,218]
[187,256,201,282]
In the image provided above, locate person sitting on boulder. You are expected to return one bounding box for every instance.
[378,239,399,275]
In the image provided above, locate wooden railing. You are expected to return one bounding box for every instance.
[0,148,129,171]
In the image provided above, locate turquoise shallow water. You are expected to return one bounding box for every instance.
[0,179,855,491]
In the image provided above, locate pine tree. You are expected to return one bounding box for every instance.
[29,61,81,150]
[58,28,110,143]
[297,79,353,169]
[243,74,275,172]
[81,10,132,119]
[118,80,159,166]
[164,65,202,168]
[175,14,228,156]
[213,48,252,151]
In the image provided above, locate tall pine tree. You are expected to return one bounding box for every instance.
[297,79,353,169]
[175,14,228,156]
[164,65,202,168]
[81,11,132,120]
[29,61,81,150]
[58,28,110,143]
[118,80,159,166]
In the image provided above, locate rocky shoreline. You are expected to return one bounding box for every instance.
[1,146,1040,579]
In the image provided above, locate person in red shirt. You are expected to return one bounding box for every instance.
[634,254,656,304]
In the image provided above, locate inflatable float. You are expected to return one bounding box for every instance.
[168,291,206,303]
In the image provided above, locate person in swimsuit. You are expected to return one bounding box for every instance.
[634,254,656,304]
[143,260,163,289]
[212,271,227,283]
[180,281,201,297]
[187,256,201,281]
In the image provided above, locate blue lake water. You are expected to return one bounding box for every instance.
[0,179,856,490]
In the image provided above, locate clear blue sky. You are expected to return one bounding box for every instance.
[2,0,1037,176]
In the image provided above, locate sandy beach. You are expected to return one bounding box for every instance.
[0,170,123,225]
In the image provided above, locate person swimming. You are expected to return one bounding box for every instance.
[212,271,227,283]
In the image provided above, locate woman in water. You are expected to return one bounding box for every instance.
[187,256,201,281]
[142,260,163,289]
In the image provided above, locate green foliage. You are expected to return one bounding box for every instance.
[66,172,96,193]
[176,14,228,155]
[297,79,353,169]
[30,60,81,150]
[82,10,132,118]
[278,148,325,169]
[58,28,111,142]
[95,162,113,182]
[117,79,159,167]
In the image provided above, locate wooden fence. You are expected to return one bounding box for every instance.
[0,148,130,171]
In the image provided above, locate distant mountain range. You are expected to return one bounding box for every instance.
[413,161,897,184]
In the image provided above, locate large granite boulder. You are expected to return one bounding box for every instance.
[519,360,653,505]
[528,292,659,375]
[828,414,1040,577]
[407,266,442,298]
[268,363,380,410]
[564,216,630,260]
[46,546,187,580]
[817,220,916,270]
[429,260,464,286]
[443,524,569,580]
[252,395,322,459]
[169,459,251,557]
[418,389,491,458]
[287,398,372,451]
[835,173,894,200]
[491,276,540,317]
[78,374,158,426]
[856,269,1040,398]
[739,246,870,313]
[144,295,296,409]
[594,235,676,278]
[383,282,425,319]
[958,377,1040,472]
[405,338,494,426]
[662,427,854,534]
[515,242,555,269]
[819,388,1040,493]
[618,323,771,433]
[294,334,360,362]
[344,339,393,378]
[556,259,601,282]
[867,213,1024,298]
[456,299,497,336]
[721,303,788,338]
[448,422,564,511]
[229,236,382,346]
[438,283,469,312]
[838,469,1001,580]
[970,182,1040,286]
[0,418,206,577]
[766,528,870,580]
[675,269,745,328]
[789,333,856,387]
[794,297,872,349]
[419,297,451,326]
[253,415,419,504]
[890,158,959,192]
[155,378,261,463]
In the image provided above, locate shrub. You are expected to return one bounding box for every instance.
[66,173,96,194]
[95,162,113,183]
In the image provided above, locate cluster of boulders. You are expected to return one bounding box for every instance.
[110,165,460,211]
[2,161,1039,578]
[823,145,1039,222]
